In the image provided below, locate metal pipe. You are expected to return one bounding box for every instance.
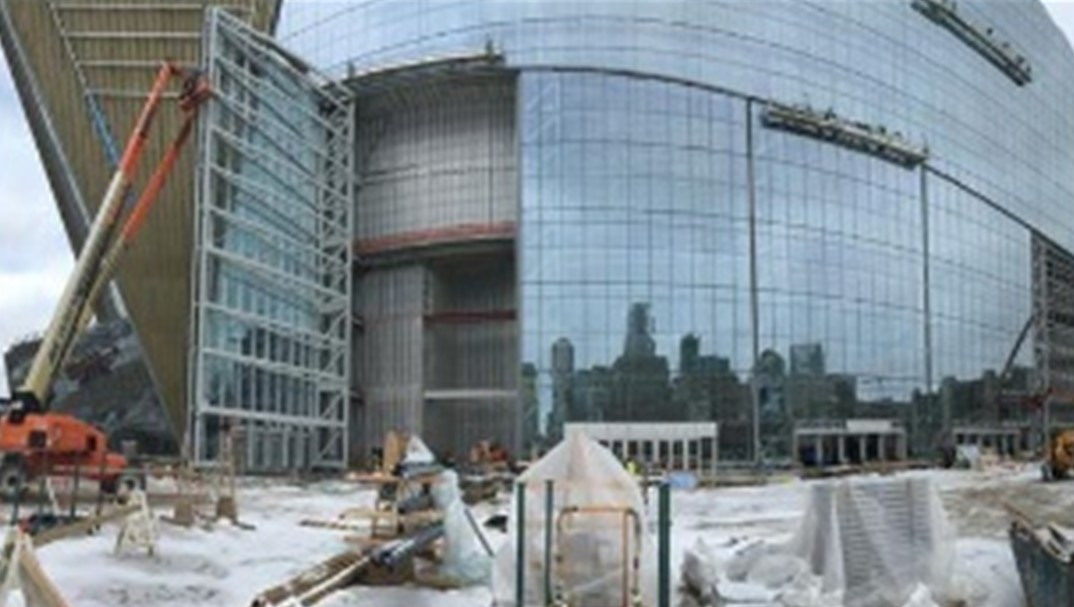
[543,479,553,605]
[515,482,525,607]
[463,505,493,557]
[372,523,444,568]
[658,483,671,607]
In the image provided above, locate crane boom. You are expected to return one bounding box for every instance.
[11,63,209,416]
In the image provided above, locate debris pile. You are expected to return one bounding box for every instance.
[253,434,494,606]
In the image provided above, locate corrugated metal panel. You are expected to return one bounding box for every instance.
[0,0,280,441]
[355,265,427,453]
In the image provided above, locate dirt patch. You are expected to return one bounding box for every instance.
[939,471,1074,538]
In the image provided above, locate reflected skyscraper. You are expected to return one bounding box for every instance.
[790,343,825,378]
[547,338,576,442]
[610,304,673,421]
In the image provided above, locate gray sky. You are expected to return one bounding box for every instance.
[0,3,1073,396]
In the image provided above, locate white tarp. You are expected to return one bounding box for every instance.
[681,477,955,607]
[403,436,436,465]
[491,432,656,606]
[432,469,492,586]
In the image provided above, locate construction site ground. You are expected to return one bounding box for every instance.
[3,463,1061,606]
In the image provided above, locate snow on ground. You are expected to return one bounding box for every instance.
[8,464,1062,606]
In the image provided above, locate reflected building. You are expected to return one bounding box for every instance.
[790,344,826,378]
[608,304,673,422]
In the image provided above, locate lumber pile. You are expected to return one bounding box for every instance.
[0,527,69,607]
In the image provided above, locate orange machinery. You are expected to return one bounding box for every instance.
[1,63,209,492]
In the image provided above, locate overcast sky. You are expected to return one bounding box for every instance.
[0,3,1072,396]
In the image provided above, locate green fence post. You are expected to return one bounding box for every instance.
[516,481,526,607]
[658,482,671,607]
[544,479,554,604]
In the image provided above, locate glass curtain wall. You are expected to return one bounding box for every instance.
[190,9,353,471]
[926,171,1033,432]
[276,1,1069,463]
[753,111,926,458]
[521,72,755,459]
[521,70,1039,461]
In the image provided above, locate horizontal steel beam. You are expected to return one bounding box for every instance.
[55,3,210,11]
[197,406,346,429]
[65,31,201,40]
[424,389,517,401]
[424,309,517,324]
[355,222,516,257]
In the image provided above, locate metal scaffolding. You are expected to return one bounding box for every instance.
[1031,233,1074,447]
[1033,234,1074,396]
[190,8,353,471]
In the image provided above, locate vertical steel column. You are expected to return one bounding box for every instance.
[515,481,526,607]
[69,462,81,520]
[746,99,761,465]
[543,479,554,605]
[920,167,934,452]
[658,483,671,607]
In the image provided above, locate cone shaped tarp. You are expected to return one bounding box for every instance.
[491,431,656,606]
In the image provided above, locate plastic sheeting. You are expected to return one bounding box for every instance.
[680,478,955,607]
[432,469,492,586]
[491,432,656,606]
[789,477,954,607]
[404,436,436,465]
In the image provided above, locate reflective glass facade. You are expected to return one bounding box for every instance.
[279,1,1074,460]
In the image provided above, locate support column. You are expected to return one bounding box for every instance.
[837,435,846,464]
[813,435,824,467]
[858,435,867,464]
[681,439,689,472]
[898,434,908,460]
[878,434,887,461]
[712,434,719,477]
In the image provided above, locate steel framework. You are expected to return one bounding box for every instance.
[190,8,353,471]
[1033,235,1074,398]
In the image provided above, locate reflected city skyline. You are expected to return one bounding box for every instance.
[528,301,1035,460]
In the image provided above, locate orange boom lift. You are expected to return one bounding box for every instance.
[1,63,209,492]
